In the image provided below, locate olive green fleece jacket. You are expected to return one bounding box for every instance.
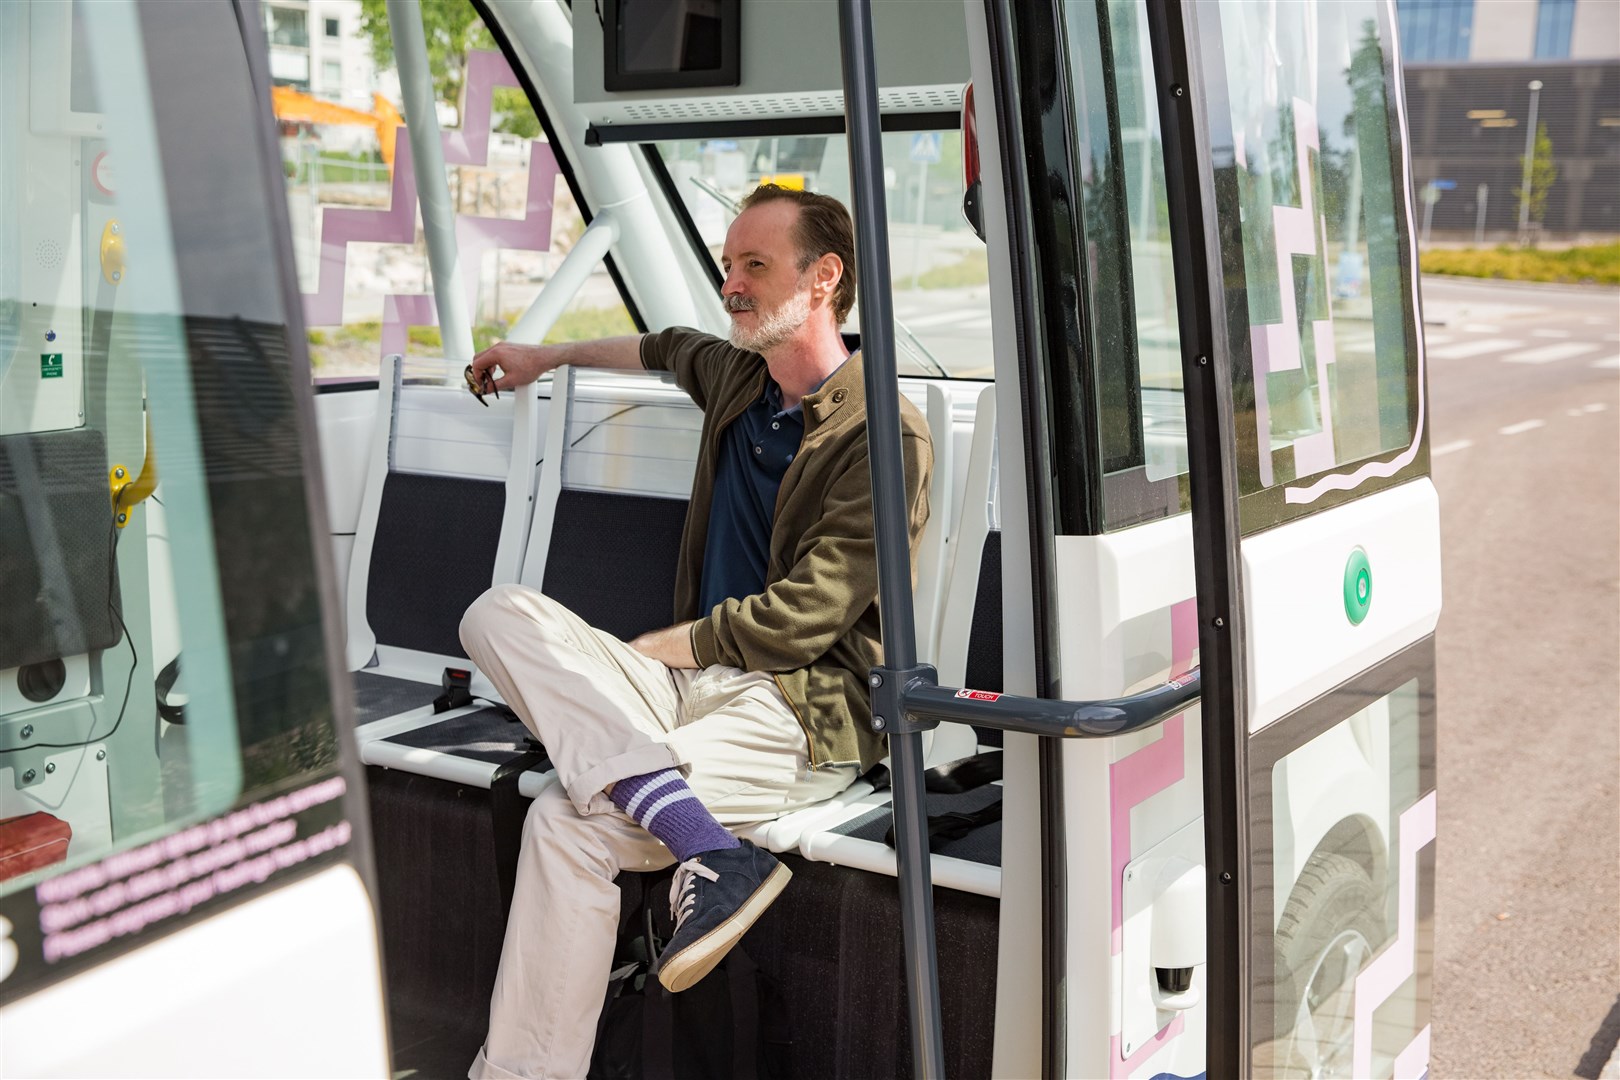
[640,326,932,772]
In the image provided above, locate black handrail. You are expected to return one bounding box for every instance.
[902,668,1201,739]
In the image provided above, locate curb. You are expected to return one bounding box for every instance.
[1420,273,1620,296]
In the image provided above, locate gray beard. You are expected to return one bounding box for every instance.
[728,290,814,353]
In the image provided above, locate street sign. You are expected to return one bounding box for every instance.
[909,132,941,164]
[1432,179,1457,191]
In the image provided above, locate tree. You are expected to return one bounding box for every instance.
[1514,121,1559,235]
[356,1,539,138]
[358,0,478,125]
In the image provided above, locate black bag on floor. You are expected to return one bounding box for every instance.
[588,871,776,1080]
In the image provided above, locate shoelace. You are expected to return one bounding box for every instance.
[669,858,721,932]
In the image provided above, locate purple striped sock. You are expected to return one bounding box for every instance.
[609,768,739,861]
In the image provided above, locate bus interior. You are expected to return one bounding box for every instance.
[0,1,1439,1077]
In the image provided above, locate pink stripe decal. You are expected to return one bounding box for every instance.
[1108,597,1198,1076]
[1392,1024,1431,1080]
[1110,1015,1186,1079]
[302,51,560,358]
[1352,790,1436,1078]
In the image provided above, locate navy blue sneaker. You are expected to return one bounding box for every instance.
[654,839,791,992]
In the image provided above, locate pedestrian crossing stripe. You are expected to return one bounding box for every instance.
[1501,342,1600,365]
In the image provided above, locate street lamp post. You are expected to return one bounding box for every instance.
[1517,79,1544,237]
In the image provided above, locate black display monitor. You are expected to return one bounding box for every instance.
[603,0,740,92]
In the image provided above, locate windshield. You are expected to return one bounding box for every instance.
[652,131,992,379]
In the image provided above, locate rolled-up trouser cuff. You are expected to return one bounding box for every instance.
[468,1046,527,1080]
[565,740,682,816]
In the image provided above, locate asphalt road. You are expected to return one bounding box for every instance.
[1417,277,1620,1078]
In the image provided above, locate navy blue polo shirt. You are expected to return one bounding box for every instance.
[696,378,808,614]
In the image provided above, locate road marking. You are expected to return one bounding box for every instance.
[1586,316,1610,326]
[1431,439,1473,456]
[1530,328,1572,339]
[1499,419,1545,436]
[1502,341,1601,365]
[1583,402,1608,413]
[1593,356,1619,370]
[1460,323,1503,334]
[1429,338,1524,360]
[1423,333,1453,345]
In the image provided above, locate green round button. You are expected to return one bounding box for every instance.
[1343,547,1372,626]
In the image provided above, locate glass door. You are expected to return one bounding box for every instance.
[1146,1,1439,1076]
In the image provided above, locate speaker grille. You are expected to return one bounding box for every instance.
[35,239,65,271]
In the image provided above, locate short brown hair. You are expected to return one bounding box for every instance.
[738,184,858,324]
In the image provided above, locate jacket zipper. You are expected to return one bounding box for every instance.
[772,672,820,769]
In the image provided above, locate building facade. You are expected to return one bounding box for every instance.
[1397,0,1619,237]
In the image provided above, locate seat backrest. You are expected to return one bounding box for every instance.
[344,355,540,669]
[540,487,689,640]
[926,385,998,762]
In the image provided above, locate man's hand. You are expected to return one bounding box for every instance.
[629,622,699,669]
[469,335,648,393]
[470,341,559,392]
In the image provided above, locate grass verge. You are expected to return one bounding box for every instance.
[1419,243,1620,286]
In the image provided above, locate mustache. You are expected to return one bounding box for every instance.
[724,295,756,313]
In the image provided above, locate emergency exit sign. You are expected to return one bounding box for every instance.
[40,354,63,379]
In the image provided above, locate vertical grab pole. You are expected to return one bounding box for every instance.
[387,0,476,364]
[836,1,947,1076]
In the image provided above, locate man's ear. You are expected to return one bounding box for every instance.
[814,252,844,305]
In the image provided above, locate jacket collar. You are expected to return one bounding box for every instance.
[802,351,863,437]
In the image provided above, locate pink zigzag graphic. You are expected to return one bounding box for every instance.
[1107,596,1198,1078]
[302,50,561,359]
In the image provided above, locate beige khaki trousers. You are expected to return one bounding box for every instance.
[459,584,855,1080]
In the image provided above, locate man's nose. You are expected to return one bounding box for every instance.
[721,267,746,296]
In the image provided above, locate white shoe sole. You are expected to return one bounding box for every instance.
[657,862,792,992]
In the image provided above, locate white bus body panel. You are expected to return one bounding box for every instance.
[1243,478,1443,734]
[1051,520,1206,1080]
[0,864,389,1078]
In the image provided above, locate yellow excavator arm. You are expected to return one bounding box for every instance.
[269,85,403,169]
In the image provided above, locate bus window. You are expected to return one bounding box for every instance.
[0,0,245,897]
[651,131,992,379]
[1065,0,1195,529]
[1208,0,1424,531]
[280,5,636,381]
[1,7,379,1061]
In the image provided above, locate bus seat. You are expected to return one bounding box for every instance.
[342,353,542,734]
[739,383,978,854]
[784,386,1003,896]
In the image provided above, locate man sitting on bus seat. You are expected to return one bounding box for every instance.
[459,184,933,1080]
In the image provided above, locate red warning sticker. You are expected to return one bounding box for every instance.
[954,688,1001,702]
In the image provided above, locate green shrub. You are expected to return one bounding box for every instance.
[914,250,989,290]
[1419,243,1620,286]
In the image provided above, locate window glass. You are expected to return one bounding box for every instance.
[0,0,249,898]
[1207,0,1421,530]
[651,133,990,380]
[282,4,633,381]
[1394,0,1474,63]
[266,5,309,49]
[1059,1,1191,529]
[1253,680,1429,1078]
[1533,0,1576,59]
[2,0,362,988]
